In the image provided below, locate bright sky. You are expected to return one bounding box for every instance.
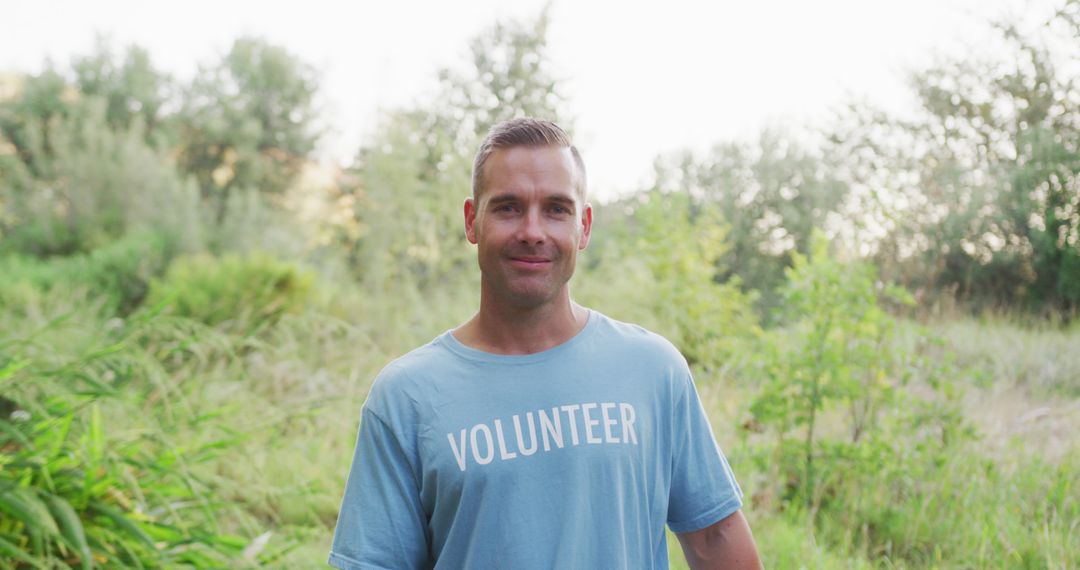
[3,0,1046,200]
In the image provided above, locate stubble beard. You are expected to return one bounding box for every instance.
[481,246,575,311]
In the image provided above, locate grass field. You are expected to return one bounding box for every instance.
[2,261,1078,568]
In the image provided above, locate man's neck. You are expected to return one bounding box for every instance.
[454,294,589,355]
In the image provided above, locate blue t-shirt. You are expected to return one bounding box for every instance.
[329,311,742,569]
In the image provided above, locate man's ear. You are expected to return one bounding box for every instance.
[464,197,478,244]
[578,202,593,250]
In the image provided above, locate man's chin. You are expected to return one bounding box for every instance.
[506,292,555,309]
[499,284,563,309]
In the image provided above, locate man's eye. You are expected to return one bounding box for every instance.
[550,205,571,215]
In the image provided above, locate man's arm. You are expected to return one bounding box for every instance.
[329,407,430,569]
[676,510,763,570]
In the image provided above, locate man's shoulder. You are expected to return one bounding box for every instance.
[587,311,694,399]
[380,335,453,379]
[590,311,687,367]
[364,333,455,415]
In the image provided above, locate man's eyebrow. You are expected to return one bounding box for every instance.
[545,197,577,213]
[484,193,577,208]
[485,194,518,207]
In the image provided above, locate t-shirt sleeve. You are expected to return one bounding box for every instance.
[666,373,744,533]
[329,407,430,570]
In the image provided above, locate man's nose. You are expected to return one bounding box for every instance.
[516,209,545,244]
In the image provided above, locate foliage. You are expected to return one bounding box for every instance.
[2,5,1079,568]
[746,232,994,564]
[830,3,1080,314]
[0,231,173,315]
[750,233,909,508]
[0,66,74,181]
[866,448,1079,567]
[939,316,1080,398]
[71,38,174,145]
[581,190,760,373]
[146,252,313,332]
[0,307,251,568]
[0,95,200,258]
[343,110,476,293]
[177,37,320,226]
[651,130,849,318]
[437,4,568,141]
[336,7,569,295]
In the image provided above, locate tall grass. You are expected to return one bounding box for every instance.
[938,318,1080,397]
[3,244,1077,568]
[0,289,257,568]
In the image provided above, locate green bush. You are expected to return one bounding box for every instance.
[746,232,978,562]
[147,253,313,333]
[578,191,760,374]
[0,231,172,315]
[0,98,202,258]
[0,310,252,568]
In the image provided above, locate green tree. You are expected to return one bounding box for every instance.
[1,100,200,256]
[750,233,904,509]
[71,38,173,144]
[0,65,74,180]
[651,130,849,318]
[340,8,569,297]
[438,4,568,141]
[747,231,968,547]
[580,190,759,372]
[177,37,320,225]
[0,65,198,257]
[830,2,1080,314]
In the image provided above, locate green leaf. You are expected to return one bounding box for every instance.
[142,521,183,543]
[89,527,147,570]
[81,342,127,363]
[0,419,33,450]
[0,358,30,380]
[45,494,92,570]
[204,533,247,550]
[0,489,60,536]
[86,404,104,470]
[47,413,75,461]
[66,370,118,396]
[89,501,156,549]
[0,534,45,568]
[172,547,221,567]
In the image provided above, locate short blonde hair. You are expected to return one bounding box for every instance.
[472,118,586,201]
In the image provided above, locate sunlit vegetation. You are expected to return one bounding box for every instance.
[2,3,1078,568]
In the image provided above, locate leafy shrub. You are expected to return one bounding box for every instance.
[0,98,202,258]
[747,232,974,560]
[0,310,251,568]
[578,191,760,374]
[0,230,172,315]
[147,253,313,333]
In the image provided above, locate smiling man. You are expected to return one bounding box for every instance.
[329,118,761,569]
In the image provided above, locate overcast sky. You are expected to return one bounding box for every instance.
[3,0,1049,199]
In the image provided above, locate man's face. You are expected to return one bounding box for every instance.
[464,145,592,310]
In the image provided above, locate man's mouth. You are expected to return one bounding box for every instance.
[509,256,551,268]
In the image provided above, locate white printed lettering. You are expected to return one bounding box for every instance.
[471,424,494,465]
[601,402,619,443]
[560,404,582,445]
[620,403,638,444]
[539,407,564,451]
[447,429,468,471]
[513,413,538,456]
[582,403,602,444]
[493,419,517,460]
[449,401,639,469]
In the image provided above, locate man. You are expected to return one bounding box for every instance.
[329,118,761,569]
